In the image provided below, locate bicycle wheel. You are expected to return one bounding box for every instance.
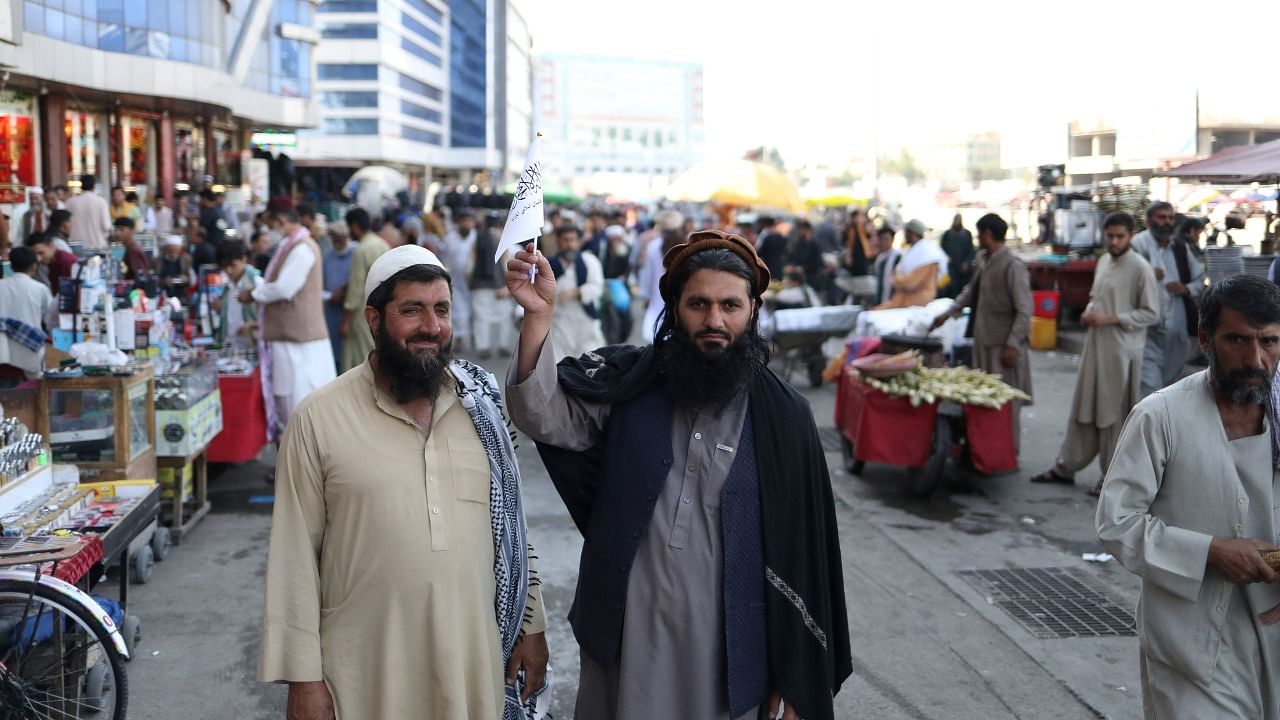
[0,579,128,719]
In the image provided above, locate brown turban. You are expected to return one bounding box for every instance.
[659,229,771,303]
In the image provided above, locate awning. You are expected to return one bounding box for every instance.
[1157,139,1280,183]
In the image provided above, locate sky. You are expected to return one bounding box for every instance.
[524,0,1278,167]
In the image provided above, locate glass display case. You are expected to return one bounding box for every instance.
[39,367,156,482]
[155,356,218,411]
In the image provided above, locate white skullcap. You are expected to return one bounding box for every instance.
[364,244,447,304]
[657,210,684,232]
[162,234,185,247]
[605,224,626,239]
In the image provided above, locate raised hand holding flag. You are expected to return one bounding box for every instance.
[496,134,545,278]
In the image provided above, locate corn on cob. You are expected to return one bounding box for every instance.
[857,365,1032,408]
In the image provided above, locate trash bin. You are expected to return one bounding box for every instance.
[1030,317,1057,350]
[1032,290,1061,319]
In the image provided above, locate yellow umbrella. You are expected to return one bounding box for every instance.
[803,192,870,209]
[666,159,806,213]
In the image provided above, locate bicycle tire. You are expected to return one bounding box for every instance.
[0,579,129,719]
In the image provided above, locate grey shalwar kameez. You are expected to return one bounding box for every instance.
[507,337,758,720]
[1133,230,1204,397]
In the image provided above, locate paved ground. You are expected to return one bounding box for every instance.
[120,345,1149,719]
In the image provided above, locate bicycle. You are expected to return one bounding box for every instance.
[0,534,130,719]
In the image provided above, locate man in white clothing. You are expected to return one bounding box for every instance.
[636,211,684,343]
[1098,274,1280,719]
[65,175,112,252]
[547,224,605,359]
[0,247,53,385]
[442,210,478,350]
[241,207,336,432]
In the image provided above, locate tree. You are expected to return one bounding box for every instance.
[880,148,923,184]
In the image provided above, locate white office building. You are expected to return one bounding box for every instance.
[534,54,705,197]
[296,0,533,195]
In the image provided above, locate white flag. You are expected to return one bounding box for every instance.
[495,135,545,262]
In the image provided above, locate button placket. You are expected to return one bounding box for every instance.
[425,443,448,551]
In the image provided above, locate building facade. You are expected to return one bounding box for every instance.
[0,0,319,206]
[534,54,705,197]
[1065,88,1280,186]
[297,0,531,198]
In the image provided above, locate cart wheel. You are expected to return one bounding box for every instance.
[82,657,109,710]
[908,415,951,497]
[133,545,155,584]
[152,526,173,561]
[122,614,142,659]
[841,438,865,475]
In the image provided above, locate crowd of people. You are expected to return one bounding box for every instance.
[5,174,1280,719]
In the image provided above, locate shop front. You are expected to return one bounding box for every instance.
[0,91,38,205]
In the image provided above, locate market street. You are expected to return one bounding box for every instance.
[122,346,1144,720]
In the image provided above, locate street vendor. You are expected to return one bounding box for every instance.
[215,241,260,351]
[875,219,948,309]
[1097,274,1280,719]
[505,229,852,720]
[259,244,550,719]
[152,233,195,293]
[930,213,1033,451]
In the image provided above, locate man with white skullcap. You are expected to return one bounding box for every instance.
[260,244,551,720]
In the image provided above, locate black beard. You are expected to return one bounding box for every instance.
[375,319,453,404]
[1209,349,1272,406]
[656,325,767,412]
[1151,224,1174,242]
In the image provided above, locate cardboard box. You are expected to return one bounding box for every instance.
[156,464,194,502]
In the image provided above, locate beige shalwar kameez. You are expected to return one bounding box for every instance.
[1054,249,1158,479]
[340,233,389,372]
[258,361,545,719]
[1097,372,1280,719]
[944,245,1033,450]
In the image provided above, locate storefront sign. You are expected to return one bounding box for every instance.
[250,131,296,150]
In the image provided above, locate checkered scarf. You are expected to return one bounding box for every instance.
[0,317,47,353]
[449,360,551,720]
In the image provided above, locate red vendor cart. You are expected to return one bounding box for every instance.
[834,367,1019,495]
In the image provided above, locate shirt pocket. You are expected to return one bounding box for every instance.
[704,443,738,508]
[448,437,491,504]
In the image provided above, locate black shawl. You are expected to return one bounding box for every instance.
[535,345,853,720]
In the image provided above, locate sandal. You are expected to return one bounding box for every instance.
[1029,469,1074,485]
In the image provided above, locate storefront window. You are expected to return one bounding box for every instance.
[174,124,207,188]
[121,115,157,191]
[212,128,243,186]
[0,92,37,204]
[66,111,103,184]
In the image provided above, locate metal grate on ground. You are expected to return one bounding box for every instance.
[957,567,1136,639]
